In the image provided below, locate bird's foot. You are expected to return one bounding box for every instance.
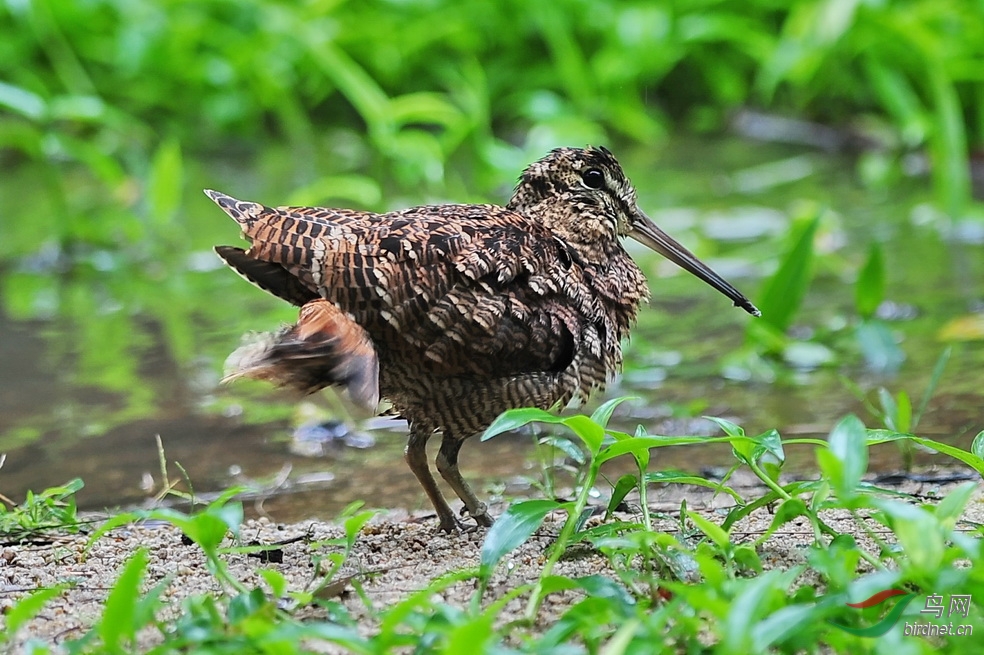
[437,515,465,533]
[459,503,494,528]
[434,506,495,532]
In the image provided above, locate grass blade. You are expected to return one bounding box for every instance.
[749,210,820,340]
[480,499,560,578]
[4,585,67,639]
[99,548,149,650]
[855,243,885,319]
[913,347,950,426]
[482,408,558,441]
[590,397,636,429]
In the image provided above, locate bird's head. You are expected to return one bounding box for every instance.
[509,146,760,316]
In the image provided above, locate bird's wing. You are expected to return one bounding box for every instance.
[210,191,596,377]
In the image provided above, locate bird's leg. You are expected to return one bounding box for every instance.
[405,427,460,532]
[436,435,494,528]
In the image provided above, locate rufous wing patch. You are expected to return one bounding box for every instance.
[223,299,379,411]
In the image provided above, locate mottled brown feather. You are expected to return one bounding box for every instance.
[223,299,379,410]
[210,146,754,530]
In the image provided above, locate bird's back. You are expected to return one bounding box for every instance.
[209,191,645,434]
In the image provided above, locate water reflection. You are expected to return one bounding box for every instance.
[1,136,982,523]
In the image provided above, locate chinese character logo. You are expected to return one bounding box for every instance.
[828,589,917,637]
[948,595,972,619]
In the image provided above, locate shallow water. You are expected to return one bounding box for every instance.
[1,136,982,522]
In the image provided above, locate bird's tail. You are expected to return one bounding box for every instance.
[223,299,380,411]
[205,189,268,232]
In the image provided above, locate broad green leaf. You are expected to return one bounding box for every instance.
[100,548,149,649]
[874,500,944,572]
[751,601,823,652]
[751,429,785,465]
[925,61,969,218]
[914,347,950,425]
[259,569,288,598]
[562,414,607,456]
[595,434,746,468]
[906,436,984,474]
[590,397,636,429]
[722,480,824,530]
[863,58,926,145]
[211,500,245,535]
[822,414,868,499]
[539,435,586,466]
[540,574,636,615]
[482,408,557,441]
[571,520,646,546]
[343,509,376,540]
[606,474,637,519]
[704,416,745,437]
[877,387,897,426]
[731,437,758,465]
[147,138,183,223]
[808,534,861,588]
[480,499,560,577]
[538,575,579,596]
[722,570,795,652]
[734,545,763,573]
[0,81,46,120]
[754,498,808,547]
[146,501,242,552]
[597,436,666,465]
[688,511,729,550]
[972,430,984,460]
[933,482,977,530]
[180,508,240,551]
[855,243,885,318]
[573,506,595,534]
[863,428,911,444]
[571,575,636,610]
[644,470,745,504]
[895,390,912,433]
[445,611,495,655]
[227,587,267,624]
[752,211,820,337]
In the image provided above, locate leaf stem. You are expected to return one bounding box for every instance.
[524,460,599,620]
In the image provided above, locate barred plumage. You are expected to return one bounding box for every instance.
[211,146,759,531]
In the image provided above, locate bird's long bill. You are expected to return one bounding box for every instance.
[629,211,761,316]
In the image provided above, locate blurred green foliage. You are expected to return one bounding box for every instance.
[2,0,983,472]
[1,0,983,214]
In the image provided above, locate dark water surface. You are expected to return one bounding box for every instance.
[2,136,982,522]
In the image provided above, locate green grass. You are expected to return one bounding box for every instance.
[3,405,982,653]
[1,0,983,216]
[0,477,84,542]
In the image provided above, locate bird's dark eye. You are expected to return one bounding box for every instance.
[581,168,605,189]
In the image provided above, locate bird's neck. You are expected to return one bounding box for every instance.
[508,198,617,266]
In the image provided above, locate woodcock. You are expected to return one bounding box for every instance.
[210,146,759,532]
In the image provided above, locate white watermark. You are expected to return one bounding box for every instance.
[903,621,973,637]
[906,593,974,638]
